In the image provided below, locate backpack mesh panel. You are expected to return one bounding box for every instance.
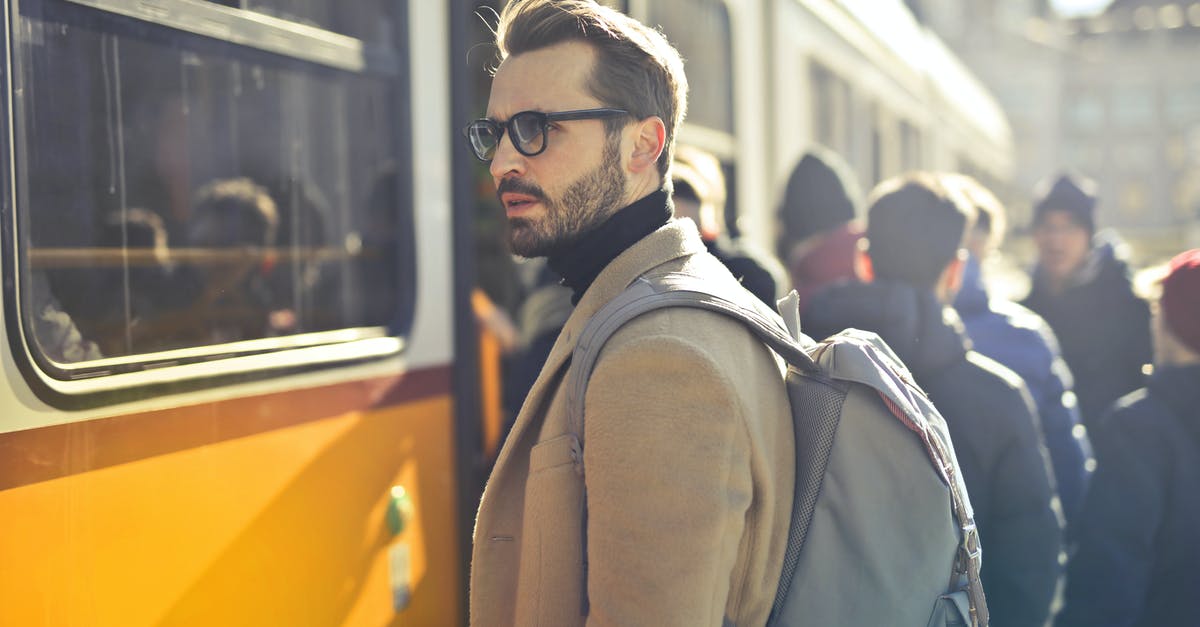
[771,369,848,615]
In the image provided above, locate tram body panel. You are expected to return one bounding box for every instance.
[0,373,459,626]
[0,0,465,624]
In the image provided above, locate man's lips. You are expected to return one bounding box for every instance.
[501,192,541,215]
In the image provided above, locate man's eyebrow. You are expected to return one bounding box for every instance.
[486,108,549,122]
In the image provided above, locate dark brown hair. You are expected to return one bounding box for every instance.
[494,0,688,179]
[865,172,974,288]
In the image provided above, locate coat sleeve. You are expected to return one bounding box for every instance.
[1033,334,1093,528]
[978,383,1064,627]
[1054,401,1164,627]
[581,333,753,627]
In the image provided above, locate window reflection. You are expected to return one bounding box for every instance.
[15,1,408,366]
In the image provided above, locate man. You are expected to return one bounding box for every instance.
[1055,249,1200,627]
[804,173,1063,627]
[671,144,787,307]
[465,2,794,625]
[1022,172,1152,429]
[948,174,1093,530]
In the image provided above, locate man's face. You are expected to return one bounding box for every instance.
[1033,210,1092,284]
[487,41,627,257]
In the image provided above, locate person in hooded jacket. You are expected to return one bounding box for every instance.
[1022,172,1152,429]
[805,172,1063,627]
[948,174,1093,530]
[1055,249,1200,627]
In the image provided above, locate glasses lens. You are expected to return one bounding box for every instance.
[467,121,499,160]
[510,112,547,156]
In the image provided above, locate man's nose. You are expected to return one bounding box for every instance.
[489,131,525,180]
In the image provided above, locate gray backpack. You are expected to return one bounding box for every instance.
[569,273,989,627]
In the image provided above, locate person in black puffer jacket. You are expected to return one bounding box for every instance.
[805,173,1064,627]
[1022,173,1152,429]
[1056,249,1200,627]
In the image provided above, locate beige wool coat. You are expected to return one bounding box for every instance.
[470,220,795,627]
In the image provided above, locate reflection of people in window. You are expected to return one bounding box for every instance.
[28,271,103,363]
[185,177,280,344]
[97,207,182,354]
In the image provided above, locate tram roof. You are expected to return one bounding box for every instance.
[838,0,1014,153]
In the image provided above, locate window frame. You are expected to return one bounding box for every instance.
[2,0,416,407]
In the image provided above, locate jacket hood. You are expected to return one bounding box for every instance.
[805,280,970,380]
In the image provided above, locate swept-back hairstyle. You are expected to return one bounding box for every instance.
[494,0,688,179]
[865,172,975,288]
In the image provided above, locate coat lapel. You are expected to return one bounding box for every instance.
[485,219,708,484]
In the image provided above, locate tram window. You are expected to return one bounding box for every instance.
[811,62,851,157]
[647,0,734,134]
[899,121,922,171]
[12,1,411,371]
[870,120,883,187]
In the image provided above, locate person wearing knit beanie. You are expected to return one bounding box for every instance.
[1030,172,1100,292]
[777,147,862,254]
[1158,248,1200,360]
[776,147,864,316]
[1025,169,1154,430]
[1033,172,1098,236]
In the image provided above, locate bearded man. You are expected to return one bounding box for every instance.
[463,2,794,625]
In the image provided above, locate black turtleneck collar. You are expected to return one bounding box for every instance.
[546,189,672,304]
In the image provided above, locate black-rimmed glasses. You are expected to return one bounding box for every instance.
[463,108,629,162]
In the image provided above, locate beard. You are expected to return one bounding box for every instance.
[502,136,625,258]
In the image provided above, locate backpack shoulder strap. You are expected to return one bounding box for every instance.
[568,272,817,441]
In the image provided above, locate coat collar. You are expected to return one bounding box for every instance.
[493,219,706,468]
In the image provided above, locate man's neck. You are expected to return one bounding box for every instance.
[546,189,672,304]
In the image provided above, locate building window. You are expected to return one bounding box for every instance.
[1066,90,1105,131]
[811,61,853,157]
[1111,85,1156,128]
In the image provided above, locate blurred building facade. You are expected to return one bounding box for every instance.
[912,0,1200,257]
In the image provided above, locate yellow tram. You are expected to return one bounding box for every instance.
[0,1,1011,625]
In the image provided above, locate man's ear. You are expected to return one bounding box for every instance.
[936,252,967,303]
[628,116,666,174]
[855,249,874,282]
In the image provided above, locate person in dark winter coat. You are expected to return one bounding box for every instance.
[1055,249,1200,627]
[672,144,787,308]
[1022,172,1152,429]
[948,174,1093,529]
[805,173,1063,627]
[776,147,865,315]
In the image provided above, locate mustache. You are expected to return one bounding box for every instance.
[496,178,546,202]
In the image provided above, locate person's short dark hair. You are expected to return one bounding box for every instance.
[494,0,688,179]
[778,147,862,248]
[1032,171,1097,235]
[866,172,973,288]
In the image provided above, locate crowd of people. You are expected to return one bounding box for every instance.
[468,1,1199,626]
